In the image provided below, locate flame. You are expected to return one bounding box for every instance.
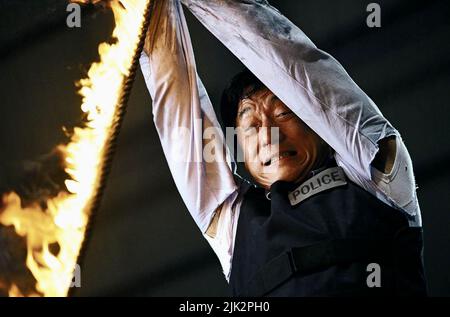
[8,284,24,297]
[0,0,149,296]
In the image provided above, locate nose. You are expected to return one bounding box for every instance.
[258,117,285,147]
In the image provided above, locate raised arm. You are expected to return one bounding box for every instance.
[182,0,420,220]
[139,0,237,233]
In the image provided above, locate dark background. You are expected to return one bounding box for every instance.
[0,0,449,296]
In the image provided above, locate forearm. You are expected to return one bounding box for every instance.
[139,0,237,232]
[182,0,398,180]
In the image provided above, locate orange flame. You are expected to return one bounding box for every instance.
[0,0,149,297]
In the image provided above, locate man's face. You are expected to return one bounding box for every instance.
[236,88,327,189]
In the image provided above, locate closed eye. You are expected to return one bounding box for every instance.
[276,111,293,117]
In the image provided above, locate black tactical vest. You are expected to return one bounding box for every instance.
[229,162,427,297]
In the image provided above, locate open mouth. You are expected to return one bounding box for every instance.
[263,150,297,166]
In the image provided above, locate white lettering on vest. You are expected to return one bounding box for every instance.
[288,166,347,206]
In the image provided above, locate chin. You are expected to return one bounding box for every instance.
[279,160,306,178]
[277,169,303,183]
[260,165,304,187]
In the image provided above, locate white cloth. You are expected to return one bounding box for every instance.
[139,0,422,281]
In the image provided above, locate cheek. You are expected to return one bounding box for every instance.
[281,120,310,142]
[282,122,320,152]
[238,135,262,177]
[238,134,258,160]
[245,160,261,177]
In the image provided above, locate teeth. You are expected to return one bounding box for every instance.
[264,151,296,166]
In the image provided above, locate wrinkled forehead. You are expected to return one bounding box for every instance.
[236,88,285,122]
[238,87,274,108]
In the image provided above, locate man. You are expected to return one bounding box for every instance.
[139,0,427,296]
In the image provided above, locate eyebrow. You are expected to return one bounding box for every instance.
[270,95,279,104]
[237,94,279,120]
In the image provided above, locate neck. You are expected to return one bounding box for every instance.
[294,145,333,185]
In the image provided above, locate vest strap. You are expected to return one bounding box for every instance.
[239,238,390,297]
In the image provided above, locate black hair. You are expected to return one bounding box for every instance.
[219,69,265,132]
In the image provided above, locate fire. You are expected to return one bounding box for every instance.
[0,0,150,296]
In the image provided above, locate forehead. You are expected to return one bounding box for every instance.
[236,88,286,121]
[239,89,283,113]
[238,88,274,108]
